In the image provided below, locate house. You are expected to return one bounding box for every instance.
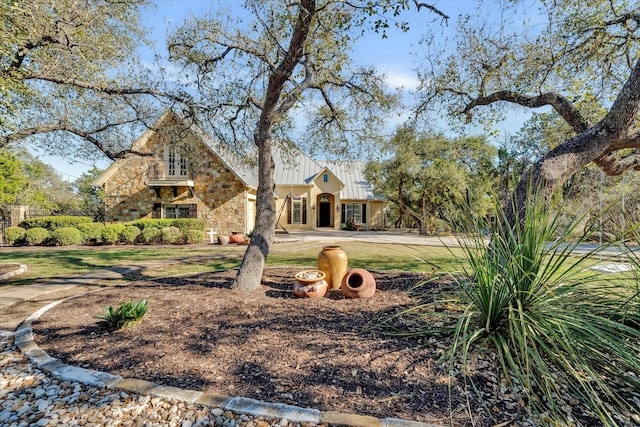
[95,111,386,235]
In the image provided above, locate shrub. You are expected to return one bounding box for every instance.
[171,218,206,232]
[183,229,204,244]
[139,227,161,244]
[24,227,50,246]
[76,222,104,240]
[131,218,174,230]
[4,227,26,246]
[94,300,148,331]
[398,190,640,425]
[160,226,183,244]
[101,224,126,245]
[50,227,84,246]
[19,216,92,230]
[119,225,141,244]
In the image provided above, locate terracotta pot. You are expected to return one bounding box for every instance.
[341,268,376,299]
[293,270,328,298]
[229,232,245,244]
[317,245,348,290]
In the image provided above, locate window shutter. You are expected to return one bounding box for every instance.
[302,198,307,224]
[362,204,367,223]
[153,203,161,219]
[189,204,197,218]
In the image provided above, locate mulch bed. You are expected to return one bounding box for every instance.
[32,268,511,426]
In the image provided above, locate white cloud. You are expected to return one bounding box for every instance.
[383,70,420,91]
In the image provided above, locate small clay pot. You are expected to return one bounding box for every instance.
[229,232,245,244]
[341,268,376,299]
[293,270,328,298]
[293,280,328,298]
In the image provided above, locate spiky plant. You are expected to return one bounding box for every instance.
[94,300,148,331]
[402,191,640,425]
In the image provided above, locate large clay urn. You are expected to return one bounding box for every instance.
[317,245,348,290]
[341,268,376,299]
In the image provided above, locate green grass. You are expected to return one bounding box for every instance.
[0,241,462,286]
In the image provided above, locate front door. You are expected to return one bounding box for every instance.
[317,193,333,227]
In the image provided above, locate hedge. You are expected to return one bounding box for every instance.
[19,216,92,231]
[51,227,84,246]
[171,218,207,232]
[140,227,161,244]
[184,229,205,244]
[160,226,182,244]
[102,224,126,245]
[120,226,141,244]
[4,227,26,246]
[76,222,104,240]
[131,219,174,230]
[24,227,50,246]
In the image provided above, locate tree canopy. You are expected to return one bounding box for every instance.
[366,127,496,235]
[1,0,189,161]
[416,0,640,216]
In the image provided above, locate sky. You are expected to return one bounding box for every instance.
[42,0,533,182]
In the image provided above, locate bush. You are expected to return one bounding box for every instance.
[24,227,50,246]
[119,225,141,244]
[131,218,174,230]
[160,226,183,244]
[94,300,148,331]
[171,218,206,232]
[76,222,104,240]
[401,190,640,425]
[50,227,84,246]
[101,224,126,245]
[139,227,161,244]
[183,229,204,244]
[19,216,92,230]
[3,227,26,246]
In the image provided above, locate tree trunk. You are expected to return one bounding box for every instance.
[232,134,276,291]
[420,196,429,235]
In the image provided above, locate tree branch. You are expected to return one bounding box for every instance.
[1,123,152,160]
[463,90,591,132]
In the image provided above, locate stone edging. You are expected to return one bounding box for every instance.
[0,263,28,281]
[15,295,441,427]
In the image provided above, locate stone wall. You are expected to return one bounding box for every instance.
[101,127,248,235]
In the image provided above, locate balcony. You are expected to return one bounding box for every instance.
[147,160,194,188]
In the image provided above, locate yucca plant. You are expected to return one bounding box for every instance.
[403,190,640,425]
[94,300,148,331]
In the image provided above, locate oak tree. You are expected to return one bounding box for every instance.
[168,0,447,290]
[416,0,640,219]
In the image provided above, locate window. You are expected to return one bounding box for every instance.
[341,203,367,224]
[323,173,329,183]
[167,147,187,177]
[163,204,196,219]
[287,196,307,224]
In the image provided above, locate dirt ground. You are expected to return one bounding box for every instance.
[27,267,518,426]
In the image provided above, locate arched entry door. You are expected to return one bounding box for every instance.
[317,193,333,227]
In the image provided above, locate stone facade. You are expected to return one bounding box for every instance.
[99,119,250,236]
